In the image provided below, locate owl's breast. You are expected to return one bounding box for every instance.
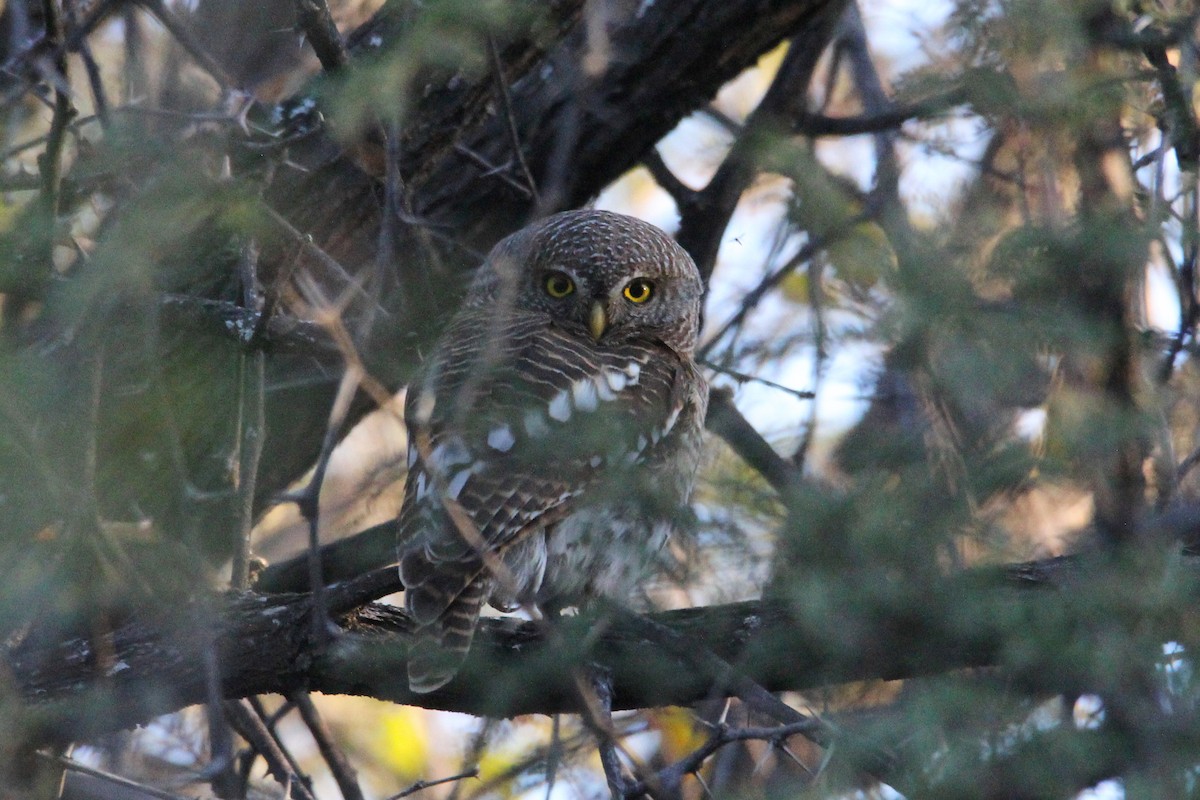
[493,403,705,612]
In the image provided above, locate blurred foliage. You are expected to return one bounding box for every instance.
[1,0,1200,797]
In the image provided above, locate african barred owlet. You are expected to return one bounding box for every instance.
[397,209,708,693]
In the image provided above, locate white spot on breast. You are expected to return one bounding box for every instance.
[415,472,429,499]
[487,424,515,452]
[572,379,599,412]
[595,376,616,401]
[524,410,550,437]
[548,389,572,422]
[625,362,642,384]
[604,369,628,393]
[663,405,682,434]
[446,469,472,500]
[589,455,602,468]
[636,434,648,452]
[430,437,470,471]
[415,390,436,424]
[406,444,418,469]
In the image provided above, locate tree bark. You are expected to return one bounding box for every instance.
[249,0,850,508]
[10,534,1200,749]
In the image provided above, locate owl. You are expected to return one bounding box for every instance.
[397,209,708,693]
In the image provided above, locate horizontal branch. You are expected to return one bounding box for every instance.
[10,545,1200,753]
[792,85,969,137]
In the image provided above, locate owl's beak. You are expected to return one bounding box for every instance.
[588,301,607,341]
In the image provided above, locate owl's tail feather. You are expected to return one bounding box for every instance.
[408,574,487,694]
[400,549,483,625]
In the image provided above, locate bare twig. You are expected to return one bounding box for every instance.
[623,720,821,799]
[231,240,266,591]
[74,36,111,129]
[122,2,146,105]
[292,692,365,800]
[489,35,540,207]
[792,87,967,138]
[699,360,816,401]
[573,665,637,800]
[447,721,494,800]
[42,752,193,800]
[677,22,838,280]
[39,0,75,228]
[136,0,236,91]
[1179,443,1200,483]
[387,768,480,800]
[453,143,536,198]
[224,699,317,800]
[700,216,866,356]
[610,608,898,786]
[294,0,348,73]
[265,205,375,302]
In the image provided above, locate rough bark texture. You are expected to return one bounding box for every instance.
[11,511,1200,749]
[0,558,1054,741]
[250,0,850,507]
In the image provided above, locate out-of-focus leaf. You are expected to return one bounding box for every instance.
[373,706,430,781]
[649,707,707,763]
[778,269,809,303]
[825,221,897,290]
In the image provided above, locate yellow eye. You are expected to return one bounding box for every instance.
[623,278,654,304]
[544,272,575,298]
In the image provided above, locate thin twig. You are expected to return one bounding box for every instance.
[700,218,865,357]
[573,665,633,800]
[39,0,75,227]
[204,642,238,797]
[1179,443,1200,483]
[265,205,376,304]
[225,699,317,800]
[699,360,816,401]
[122,2,146,105]
[388,768,480,800]
[294,0,348,73]
[489,34,540,206]
[678,26,835,280]
[792,86,967,138]
[603,604,899,786]
[623,720,821,799]
[544,714,563,800]
[453,143,535,198]
[447,720,494,800]
[75,37,111,129]
[231,239,266,591]
[41,752,193,800]
[292,692,365,800]
[136,0,236,90]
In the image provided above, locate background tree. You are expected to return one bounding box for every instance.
[2,0,1200,798]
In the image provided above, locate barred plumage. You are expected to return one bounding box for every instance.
[397,209,708,693]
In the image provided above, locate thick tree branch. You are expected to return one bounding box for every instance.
[10,532,1200,752]
[245,0,851,512]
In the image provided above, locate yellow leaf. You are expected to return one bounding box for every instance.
[374,707,429,781]
[649,707,707,762]
[778,270,810,303]
[825,222,897,289]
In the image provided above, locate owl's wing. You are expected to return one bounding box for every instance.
[397,309,697,692]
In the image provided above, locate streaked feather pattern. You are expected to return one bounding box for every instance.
[397,210,707,692]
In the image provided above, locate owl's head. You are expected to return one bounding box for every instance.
[469,210,704,354]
